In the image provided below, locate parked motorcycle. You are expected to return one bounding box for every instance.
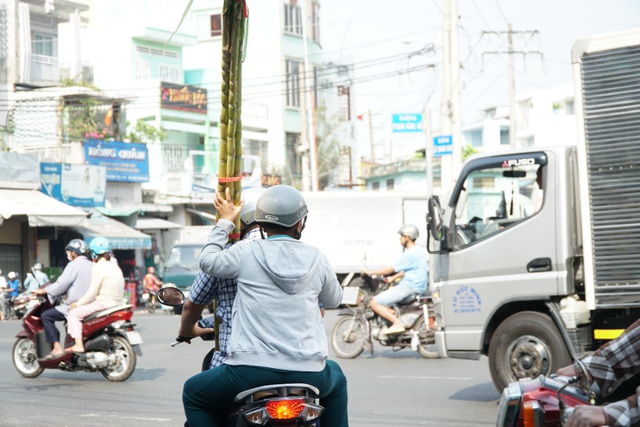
[12,294,142,382]
[496,360,597,426]
[157,287,324,426]
[332,274,438,359]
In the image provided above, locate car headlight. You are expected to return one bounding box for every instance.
[496,381,522,427]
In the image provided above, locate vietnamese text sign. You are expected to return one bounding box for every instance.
[40,163,106,207]
[84,140,150,182]
[391,113,423,133]
[161,82,207,114]
[434,135,453,157]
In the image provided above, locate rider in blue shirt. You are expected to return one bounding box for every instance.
[361,224,429,335]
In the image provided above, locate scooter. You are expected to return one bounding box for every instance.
[141,288,159,313]
[331,274,439,359]
[12,294,143,382]
[496,360,597,426]
[157,287,324,427]
[9,290,33,319]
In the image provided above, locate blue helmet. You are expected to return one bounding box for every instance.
[89,237,111,258]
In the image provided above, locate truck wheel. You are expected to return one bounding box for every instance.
[489,311,570,391]
[331,316,366,359]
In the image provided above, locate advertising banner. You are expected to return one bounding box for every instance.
[84,140,150,182]
[40,163,106,207]
[160,82,207,114]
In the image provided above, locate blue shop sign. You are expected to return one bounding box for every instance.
[84,140,150,182]
[391,113,423,133]
[40,163,106,207]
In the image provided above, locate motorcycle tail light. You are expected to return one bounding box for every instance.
[523,400,544,427]
[265,398,305,419]
[244,399,323,425]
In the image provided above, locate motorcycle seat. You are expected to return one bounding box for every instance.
[84,304,133,322]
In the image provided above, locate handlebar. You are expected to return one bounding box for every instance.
[171,316,216,346]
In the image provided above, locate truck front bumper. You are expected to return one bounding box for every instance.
[435,330,448,358]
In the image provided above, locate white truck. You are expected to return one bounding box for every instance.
[426,29,640,391]
[301,191,428,287]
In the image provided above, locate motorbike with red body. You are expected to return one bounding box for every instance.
[157,287,324,427]
[496,360,598,426]
[12,294,142,382]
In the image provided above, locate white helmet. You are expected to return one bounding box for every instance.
[34,263,43,270]
[8,271,16,280]
[239,188,268,226]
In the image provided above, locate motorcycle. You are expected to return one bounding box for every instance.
[331,274,439,359]
[496,360,597,426]
[12,294,142,382]
[157,287,324,427]
[8,290,33,319]
[141,288,159,313]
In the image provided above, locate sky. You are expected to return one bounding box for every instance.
[318,0,640,160]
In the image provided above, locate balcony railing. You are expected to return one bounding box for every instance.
[29,54,59,83]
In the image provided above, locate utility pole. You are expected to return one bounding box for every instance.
[300,0,319,191]
[368,109,375,161]
[440,0,461,196]
[482,26,542,150]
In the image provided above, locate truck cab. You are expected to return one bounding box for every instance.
[428,147,581,390]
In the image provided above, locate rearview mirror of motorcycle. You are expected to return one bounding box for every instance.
[156,287,185,306]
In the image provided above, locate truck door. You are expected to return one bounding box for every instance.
[436,152,559,353]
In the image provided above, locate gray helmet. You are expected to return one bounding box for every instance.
[255,185,308,227]
[240,188,268,226]
[399,224,419,241]
[65,239,90,257]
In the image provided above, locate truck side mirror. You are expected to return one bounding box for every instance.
[427,196,445,242]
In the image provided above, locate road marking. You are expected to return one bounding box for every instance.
[379,375,472,381]
[81,414,172,422]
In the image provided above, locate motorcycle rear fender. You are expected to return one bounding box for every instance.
[15,329,29,339]
[110,327,144,356]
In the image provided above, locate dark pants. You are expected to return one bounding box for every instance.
[183,360,349,427]
[41,307,66,344]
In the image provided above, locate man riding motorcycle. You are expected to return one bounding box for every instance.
[183,185,348,426]
[32,239,93,359]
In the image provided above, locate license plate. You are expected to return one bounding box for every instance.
[125,331,143,345]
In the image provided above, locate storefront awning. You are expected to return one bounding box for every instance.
[135,217,183,230]
[73,212,152,249]
[0,189,87,227]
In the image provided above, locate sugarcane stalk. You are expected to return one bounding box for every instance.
[217,0,247,238]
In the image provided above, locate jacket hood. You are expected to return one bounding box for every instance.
[251,238,321,294]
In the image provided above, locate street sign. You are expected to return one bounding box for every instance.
[434,135,453,157]
[391,113,423,133]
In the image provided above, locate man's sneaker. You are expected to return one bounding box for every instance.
[383,324,406,335]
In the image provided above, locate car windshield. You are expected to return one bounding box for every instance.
[165,245,201,269]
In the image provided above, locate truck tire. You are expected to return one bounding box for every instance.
[488,311,570,391]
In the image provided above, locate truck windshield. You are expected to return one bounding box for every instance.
[165,246,201,269]
[454,163,544,246]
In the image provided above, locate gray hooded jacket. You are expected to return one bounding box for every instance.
[199,219,343,372]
